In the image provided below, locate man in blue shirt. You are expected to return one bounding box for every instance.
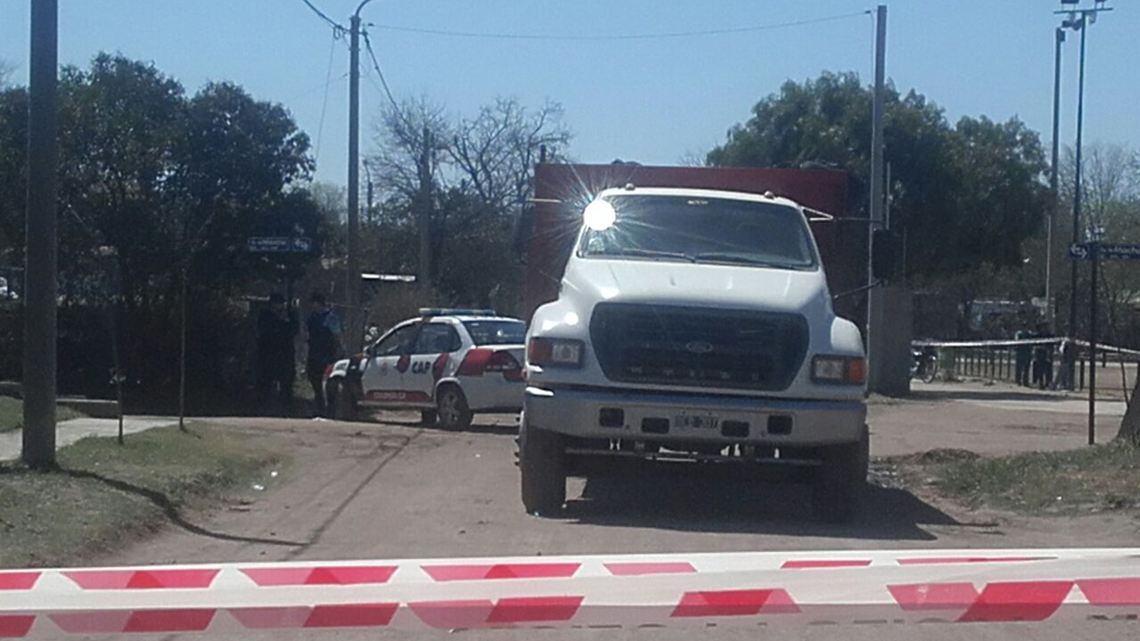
[305,292,342,416]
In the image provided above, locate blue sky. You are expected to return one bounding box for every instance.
[1,1,1136,185]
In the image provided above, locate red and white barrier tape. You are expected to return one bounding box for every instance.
[2,548,1139,636]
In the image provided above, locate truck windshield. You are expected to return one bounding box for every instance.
[579,195,818,269]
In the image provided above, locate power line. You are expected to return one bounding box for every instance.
[284,71,348,103]
[300,0,345,32]
[367,11,870,42]
[314,30,340,163]
[362,29,401,113]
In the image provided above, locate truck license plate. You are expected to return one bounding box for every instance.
[675,414,720,430]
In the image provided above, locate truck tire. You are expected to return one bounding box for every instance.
[332,381,358,422]
[811,426,869,523]
[519,417,566,515]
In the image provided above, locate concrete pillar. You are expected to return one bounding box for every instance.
[869,285,913,396]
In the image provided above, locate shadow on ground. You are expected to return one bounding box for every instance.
[365,411,520,437]
[61,468,307,548]
[560,462,991,542]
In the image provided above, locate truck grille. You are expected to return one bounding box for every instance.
[589,303,808,391]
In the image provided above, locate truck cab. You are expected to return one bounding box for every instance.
[519,186,869,521]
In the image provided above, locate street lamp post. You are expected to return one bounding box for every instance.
[1054,1,1111,440]
[1047,27,1064,331]
[1058,1,1112,343]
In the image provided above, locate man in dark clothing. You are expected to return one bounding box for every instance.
[1014,327,1033,387]
[255,292,297,408]
[306,292,342,416]
[1033,323,1055,390]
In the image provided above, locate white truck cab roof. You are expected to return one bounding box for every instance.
[594,186,804,212]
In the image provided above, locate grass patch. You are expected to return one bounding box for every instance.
[0,424,285,567]
[0,396,83,433]
[893,442,1140,515]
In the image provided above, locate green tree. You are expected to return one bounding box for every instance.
[0,87,27,265]
[0,53,322,404]
[172,81,314,290]
[707,72,1049,278]
[57,54,186,304]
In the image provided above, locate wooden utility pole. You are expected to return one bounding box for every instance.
[345,12,363,354]
[23,0,59,469]
[865,4,887,392]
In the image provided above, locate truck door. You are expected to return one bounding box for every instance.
[407,322,463,402]
[359,322,420,404]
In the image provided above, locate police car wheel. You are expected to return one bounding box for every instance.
[436,386,472,429]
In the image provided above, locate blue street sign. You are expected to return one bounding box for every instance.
[1099,243,1140,261]
[1070,242,1140,261]
[247,236,313,253]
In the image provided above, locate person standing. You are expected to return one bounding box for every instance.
[306,292,342,416]
[1054,337,1074,390]
[1033,323,1055,390]
[255,292,297,409]
[1014,327,1033,387]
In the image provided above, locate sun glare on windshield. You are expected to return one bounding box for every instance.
[580,195,818,269]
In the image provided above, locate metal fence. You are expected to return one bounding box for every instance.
[912,338,1140,401]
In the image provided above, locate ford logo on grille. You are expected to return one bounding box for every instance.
[685,341,714,354]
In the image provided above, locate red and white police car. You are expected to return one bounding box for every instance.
[324,309,526,428]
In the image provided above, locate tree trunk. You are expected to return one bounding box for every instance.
[1115,371,1140,445]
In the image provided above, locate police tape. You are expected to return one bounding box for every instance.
[913,337,1140,358]
[2,548,1139,636]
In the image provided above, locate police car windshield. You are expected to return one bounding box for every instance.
[580,195,818,270]
[463,320,526,345]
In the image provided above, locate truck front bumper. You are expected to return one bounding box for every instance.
[525,385,865,446]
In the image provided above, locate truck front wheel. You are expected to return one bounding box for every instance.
[811,426,870,523]
[519,417,566,515]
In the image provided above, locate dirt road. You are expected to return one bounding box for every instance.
[872,380,1126,456]
[91,384,1138,640]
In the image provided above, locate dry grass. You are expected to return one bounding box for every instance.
[888,442,1140,515]
[0,424,285,567]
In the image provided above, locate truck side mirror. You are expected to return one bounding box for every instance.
[512,206,536,264]
[872,228,898,282]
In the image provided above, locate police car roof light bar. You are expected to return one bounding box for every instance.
[419,307,497,317]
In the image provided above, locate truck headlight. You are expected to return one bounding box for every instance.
[812,355,866,385]
[528,337,585,367]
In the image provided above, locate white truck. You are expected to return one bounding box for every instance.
[519,186,869,521]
